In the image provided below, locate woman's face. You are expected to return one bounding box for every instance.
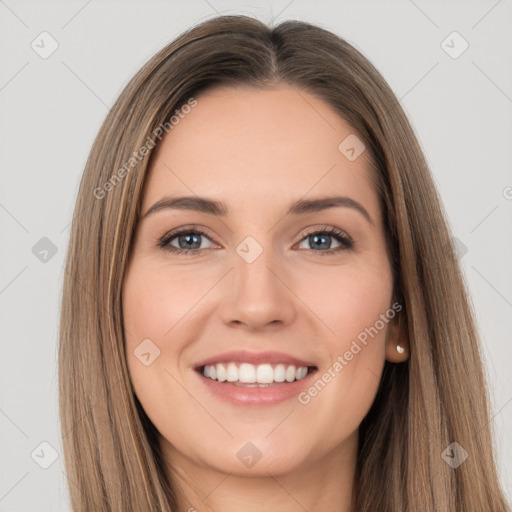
[122,85,406,479]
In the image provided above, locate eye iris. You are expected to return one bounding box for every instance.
[310,233,331,250]
[178,233,201,250]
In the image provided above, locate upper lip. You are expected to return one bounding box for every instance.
[194,350,317,370]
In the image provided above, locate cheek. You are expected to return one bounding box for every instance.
[122,261,204,396]
[122,262,185,379]
[295,257,393,351]
[291,261,393,438]
[122,261,210,343]
[122,262,199,439]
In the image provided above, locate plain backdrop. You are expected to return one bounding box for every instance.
[0,1,511,510]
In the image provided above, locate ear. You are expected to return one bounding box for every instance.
[385,312,409,363]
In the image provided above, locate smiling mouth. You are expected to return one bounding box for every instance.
[197,362,318,387]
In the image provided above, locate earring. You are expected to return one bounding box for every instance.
[396,314,405,354]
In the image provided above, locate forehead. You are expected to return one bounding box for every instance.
[142,85,379,219]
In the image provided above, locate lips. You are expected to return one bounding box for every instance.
[192,350,318,405]
[193,349,317,370]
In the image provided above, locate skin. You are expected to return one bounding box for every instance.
[122,85,408,512]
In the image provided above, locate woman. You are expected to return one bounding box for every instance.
[58,14,510,511]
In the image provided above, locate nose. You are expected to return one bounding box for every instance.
[219,242,297,331]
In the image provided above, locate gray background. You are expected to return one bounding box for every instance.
[1,0,511,510]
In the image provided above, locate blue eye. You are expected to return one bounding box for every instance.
[158,228,215,253]
[157,225,354,256]
[297,226,353,255]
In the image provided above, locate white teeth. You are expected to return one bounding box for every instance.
[296,367,308,380]
[285,365,296,382]
[226,362,238,382]
[202,362,310,384]
[256,364,274,383]
[239,363,256,383]
[274,364,286,382]
[216,363,227,382]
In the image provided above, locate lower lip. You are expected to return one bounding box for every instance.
[196,369,317,406]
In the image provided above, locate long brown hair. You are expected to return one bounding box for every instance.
[59,14,510,511]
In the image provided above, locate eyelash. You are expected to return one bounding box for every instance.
[157,225,354,257]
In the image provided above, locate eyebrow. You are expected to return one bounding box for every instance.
[142,195,373,225]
